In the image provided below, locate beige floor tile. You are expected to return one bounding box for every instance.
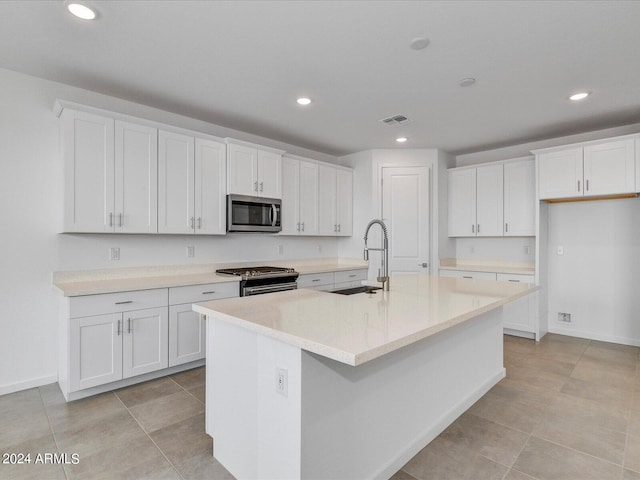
[46,391,126,432]
[114,376,183,408]
[544,392,629,433]
[390,470,419,480]
[439,412,529,467]
[63,434,174,480]
[38,383,67,407]
[55,410,146,458]
[0,433,66,480]
[533,414,626,464]
[0,389,50,450]
[583,341,639,367]
[170,366,205,390]
[561,377,633,411]
[490,377,558,407]
[149,412,211,465]
[624,469,640,479]
[629,410,640,437]
[402,436,508,480]
[175,451,236,479]
[189,384,206,404]
[626,435,640,473]
[513,437,621,480]
[128,390,204,433]
[571,359,637,391]
[506,363,569,392]
[504,469,539,480]
[467,390,545,434]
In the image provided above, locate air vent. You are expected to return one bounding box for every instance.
[380,114,409,125]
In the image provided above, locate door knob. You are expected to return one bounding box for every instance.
[419,262,429,268]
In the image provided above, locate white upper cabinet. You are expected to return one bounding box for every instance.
[60,108,158,233]
[158,130,195,234]
[448,164,503,237]
[503,158,535,236]
[537,137,636,200]
[318,164,352,236]
[227,141,283,198]
[281,156,319,235]
[61,109,115,233]
[158,131,226,235]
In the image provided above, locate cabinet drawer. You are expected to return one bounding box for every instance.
[439,269,497,281]
[169,282,238,305]
[298,272,334,288]
[334,269,367,284]
[496,273,535,284]
[70,289,168,318]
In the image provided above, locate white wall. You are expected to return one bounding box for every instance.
[547,197,640,345]
[0,67,341,394]
[455,237,535,263]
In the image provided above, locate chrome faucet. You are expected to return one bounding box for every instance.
[364,219,390,291]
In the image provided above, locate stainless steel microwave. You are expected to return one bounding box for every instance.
[227,194,282,233]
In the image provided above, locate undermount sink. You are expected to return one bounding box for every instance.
[331,286,382,295]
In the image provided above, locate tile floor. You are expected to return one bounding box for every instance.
[1,334,639,480]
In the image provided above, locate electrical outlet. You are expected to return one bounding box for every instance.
[557,246,564,256]
[317,244,322,254]
[109,247,120,261]
[187,246,195,258]
[276,367,288,397]
[524,245,530,255]
[558,312,572,323]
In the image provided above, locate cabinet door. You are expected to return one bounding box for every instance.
[497,273,535,332]
[475,164,503,237]
[299,160,320,235]
[318,164,337,235]
[448,169,476,237]
[538,148,583,199]
[257,150,282,198]
[504,159,535,236]
[122,307,168,379]
[169,304,206,366]
[195,138,226,234]
[70,313,123,391]
[280,157,300,235]
[62,110,115,233]
[335,168,353,236]
[158,130,195,234]
[228,143,258,196]
[583,139,635,196]
[114,121,158,233]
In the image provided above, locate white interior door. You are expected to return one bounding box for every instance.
[382,166,430,277]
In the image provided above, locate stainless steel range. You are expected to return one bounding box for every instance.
[216,266,299,296]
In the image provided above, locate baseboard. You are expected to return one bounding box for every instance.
[548,325,640,347]
[504,328,535,340]
[0,374,58,396]
[374,367,506,480]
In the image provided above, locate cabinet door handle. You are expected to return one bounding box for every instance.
[334,224,337,232]
[505,223,508,233]
[201,291,216,295]
[127,318,132,334]
[197,217,202,229]
[337,224,341,233]
[119,213,123,227]
[297,222,300,232]
[254,181,259,192]
[586,179,589,191]
[109,212,114,227]
[190,217,194,229]
[117,319,121,336]
[260,181,264,192]
[577,180,581,192]
[301,222,305,232]
[477,224,480,233]
[472,224,475,233]
[115,300,133,305]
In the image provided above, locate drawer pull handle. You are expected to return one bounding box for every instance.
[117,319,121,336]
[115,300,133,305]
[508,279,520,282]
[128,318,132,334]
[348,274,357,278]
[201,291,216,295]
[312,279,321,282]
[463,276,472,279]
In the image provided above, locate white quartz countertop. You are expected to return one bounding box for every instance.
[193,274,537,367]
[439,259,535,275]
[53,258,369,297]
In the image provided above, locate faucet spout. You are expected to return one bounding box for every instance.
[363,219,390,291]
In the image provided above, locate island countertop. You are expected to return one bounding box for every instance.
[193,274,537,366]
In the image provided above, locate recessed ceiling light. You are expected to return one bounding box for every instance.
[67,3,97,20]
[459,77,476,87]
[396,137,408,143]
[296,97,312,106]
[410,37,430,50]
[569,92,590,101]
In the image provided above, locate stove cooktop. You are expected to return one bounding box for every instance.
[216,266,297,279]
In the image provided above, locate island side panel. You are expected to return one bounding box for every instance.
[207,316,302,479]
[300,307,505,480]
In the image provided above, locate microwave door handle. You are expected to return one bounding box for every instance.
[271,204,277,227]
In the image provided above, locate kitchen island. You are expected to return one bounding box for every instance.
[193,274,536,480]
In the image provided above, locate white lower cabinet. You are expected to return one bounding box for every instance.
[168,282,238,367]
[70,306,168,392]
[298,268,368,291]
[439,269,537,337]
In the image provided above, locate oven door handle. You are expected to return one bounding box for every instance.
[243,282,297,296]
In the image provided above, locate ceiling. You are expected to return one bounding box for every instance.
[1,1,639,157]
